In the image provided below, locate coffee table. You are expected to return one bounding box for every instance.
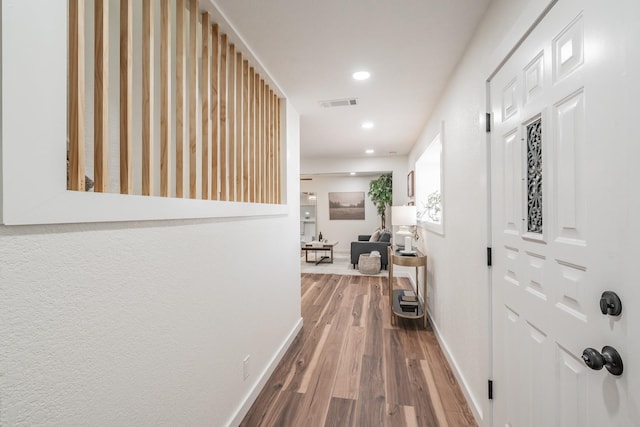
[302,241,338,265]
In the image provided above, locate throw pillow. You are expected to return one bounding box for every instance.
[378,232,391,243]
[369,229,381,242]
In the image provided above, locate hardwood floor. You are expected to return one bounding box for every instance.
[241,274,477,427]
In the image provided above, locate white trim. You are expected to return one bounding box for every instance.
[226,317,304,427]
[427,310,484,426]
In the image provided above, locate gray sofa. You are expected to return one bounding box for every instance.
[350,232,392,270]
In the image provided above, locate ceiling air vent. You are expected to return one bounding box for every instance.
[319,98,358,108]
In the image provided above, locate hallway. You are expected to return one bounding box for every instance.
[241,274,476,426]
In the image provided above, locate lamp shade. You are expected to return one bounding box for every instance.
[391,205,417,226]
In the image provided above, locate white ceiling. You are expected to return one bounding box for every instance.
[212,0,492,159]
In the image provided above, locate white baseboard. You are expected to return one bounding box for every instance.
[226,317,304,427]
[426,312,485,426]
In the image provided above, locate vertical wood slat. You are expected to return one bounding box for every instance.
[276,96,281,203]
[242,60,250,202]
[142,0,154,196]
[267,90,272,203]
[69,0,85,191]
[93,0,108,192]
[257,79,262,203]
[270,90,276,203]
[219,35,228,200]
[266,85,272,203]
[255,75,261,203]
[120,0,133,194]
[188,0,198,199]
[201,12,211,199]
[235,52,243,201]
[274,92,279,203]
[249,67,256,203]
[160,0,171,197]
[228,43,236,201]
[211,24,220,200]
[175,0,186,198]
[260,79,266,203]
[257,77,262,203]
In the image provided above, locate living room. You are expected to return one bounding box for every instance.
[300,156,407,247]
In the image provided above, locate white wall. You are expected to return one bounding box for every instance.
[302,155,410,208]
[407,0,555,424]
[300,175,381,253]
[0,2,301,426]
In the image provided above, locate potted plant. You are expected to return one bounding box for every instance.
[368,173,393,229]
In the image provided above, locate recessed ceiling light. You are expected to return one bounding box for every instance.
[365,149,375,154]
[361,121,374,129]
[352,71,371,81]
[350,172,356,176]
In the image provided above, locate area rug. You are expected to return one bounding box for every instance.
[300,252,389,277]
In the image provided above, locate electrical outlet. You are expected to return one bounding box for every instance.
[243,355,250,380]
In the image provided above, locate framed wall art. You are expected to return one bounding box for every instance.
[329,192,365,220]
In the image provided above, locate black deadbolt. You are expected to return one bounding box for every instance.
[600,291,622,316]
[582,346,623,376]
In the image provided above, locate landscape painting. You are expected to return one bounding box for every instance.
[329,192,365,220]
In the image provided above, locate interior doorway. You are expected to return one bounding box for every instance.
[300,192,317,243]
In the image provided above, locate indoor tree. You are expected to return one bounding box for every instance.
[368,173,393,229]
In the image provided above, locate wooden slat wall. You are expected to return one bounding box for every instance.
[160,0,171,197]
[68,0,283,205]
[94,0,108,192]
[201,12,211,200]
[142,0,153,196]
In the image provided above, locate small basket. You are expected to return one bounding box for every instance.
[358,253,381,275]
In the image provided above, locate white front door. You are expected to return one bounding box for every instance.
[490,0,640,425]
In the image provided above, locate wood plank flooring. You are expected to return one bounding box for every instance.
[241,273,477,427]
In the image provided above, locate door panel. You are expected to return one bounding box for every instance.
[553,89,585,243]
[491,1,610,425]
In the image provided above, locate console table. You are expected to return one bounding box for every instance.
[387,246,428,328]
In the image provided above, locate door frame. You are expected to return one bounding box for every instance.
[484,2,558,425]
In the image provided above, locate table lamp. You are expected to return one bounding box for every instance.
[391,205,417,251]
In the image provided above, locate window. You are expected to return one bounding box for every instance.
[415,128,444,235]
